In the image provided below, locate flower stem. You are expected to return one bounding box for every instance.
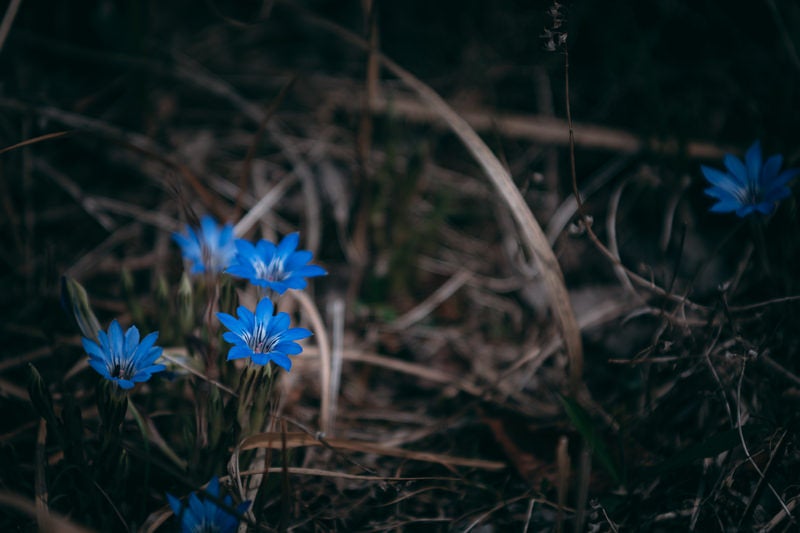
[750,216,771,277]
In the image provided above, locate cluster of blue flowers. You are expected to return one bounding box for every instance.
[77,138,794,530]
[173,217,325,369]
[80,214,326,530]
[82,217,325,388]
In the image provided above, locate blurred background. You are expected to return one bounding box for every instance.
[2,1,800,531]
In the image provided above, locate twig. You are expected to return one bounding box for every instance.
[0,98,227,220]
[32,159,117,231]
[327,89,727,158]
[735,359,792,521]
[546,153,634,244]
[522,498,536,533]
[559,51,711,314]
[303,346,483,397]
[232,74,297,221]
[729,295,800,313]
[390,269,473,331]
[0,130,73,155]
[761,495,800,532]
[606,177,637,295]
[239,431,506,470]
[233,174,297,238]
[170,52,323,254]
[0,0,22,54]
[759,354,800,387]
[739,429,790,528]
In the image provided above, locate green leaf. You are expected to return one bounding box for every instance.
[559,394,623,486]
[28,363,59,433]
[61,276,101,341]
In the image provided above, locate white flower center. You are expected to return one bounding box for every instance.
[254,257,285,282]
[247,324,279,354]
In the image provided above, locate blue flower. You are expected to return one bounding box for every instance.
[217,297,312,370]
[82,320,165,390]
[226,233,326,294]
[702,140,799,217]
[167,477,250,533]
[173,215,237,275]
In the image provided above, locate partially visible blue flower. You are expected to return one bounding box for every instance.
[82,320,165,390]
[702,140,800,217]
[167,477,250,533]
[226,233,326,294]
[173,215,236,274]
[217,297,312,370]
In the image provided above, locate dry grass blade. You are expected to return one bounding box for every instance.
[327,298,345,437]
[302,346,483,397]
[390,269,473,330]
[33,159,117,231]
[233,174,297,238]
[240,432,506,470]
[0,0,22,54]
[35,419,48,527]
[0,98,227,219]
[0,491,96,533]
[607,178,637,296]
[141,413,189,471]
[574,444,591,533]
[332,90,726,158]
[170,54,323,254]
[289,291,332,436]
[556,435,570,533]
[233,74,297,221]
[238,466,458,483]
[159,350,237,396]
[0,376,29,401]
[286,3,584,393]
[0,130,73,155]
[141,506,172,533]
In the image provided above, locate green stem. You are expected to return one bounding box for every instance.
[750,216,771,277]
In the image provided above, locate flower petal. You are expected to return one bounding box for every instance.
[276,232,300,258]
[722,155,748,186]
[273,341,304,355]
[218,312,247,338]
[269,353,292,370]
[227,345,253,361]
[744,140,763,183]
[108,320,124,357]
[281,327,313,341]
[255,298,274,323]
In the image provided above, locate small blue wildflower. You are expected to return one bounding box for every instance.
[702,140,799,217]
[217,297,312,370]
[226,233,327,294]
[81,320,165,390]
[173,215,237,275]
[167,477,250,533]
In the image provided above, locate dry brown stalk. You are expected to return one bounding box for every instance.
[285,3,585,394]
[240,431,506,470]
